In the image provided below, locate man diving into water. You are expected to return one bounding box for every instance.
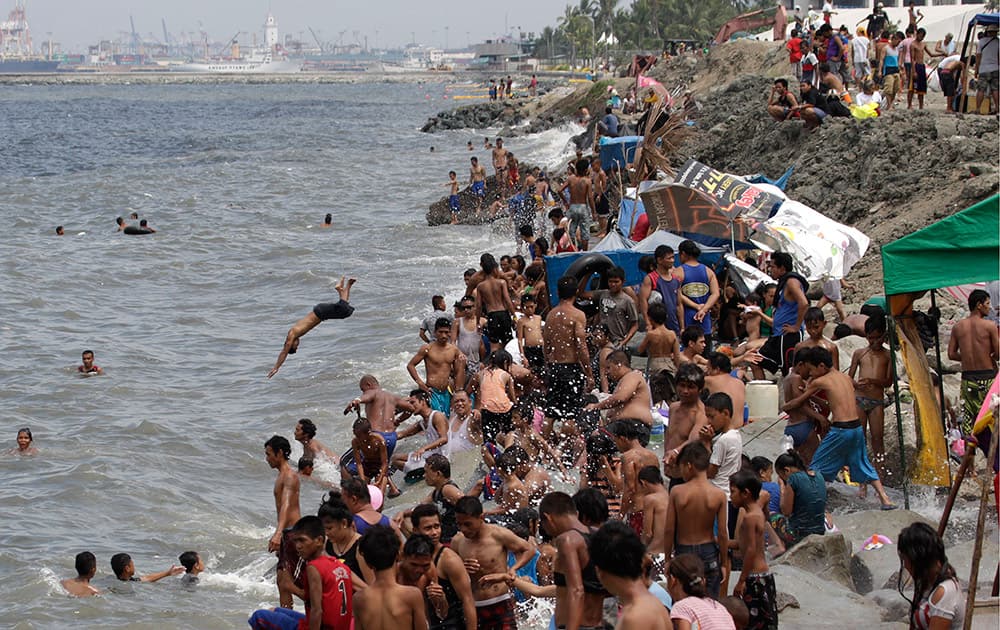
[268,276,356,378]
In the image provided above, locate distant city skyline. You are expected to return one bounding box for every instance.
[16,0,575,52]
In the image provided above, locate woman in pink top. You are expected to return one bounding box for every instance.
[668,554,737,630]
[476,349,517,445]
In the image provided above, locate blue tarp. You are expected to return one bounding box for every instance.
[617,197,645,238]
[969,12,999,26]
[543,250,648,306]
[599,135,642,171]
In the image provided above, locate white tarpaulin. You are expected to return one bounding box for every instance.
[725,253,773,296]
[750,199,870,281]
[591,231,634,252]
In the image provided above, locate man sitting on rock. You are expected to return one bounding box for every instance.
[767,79,800,122]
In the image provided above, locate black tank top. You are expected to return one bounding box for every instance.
[430,546,465,630]
[325,537,364,580]
[552,528,609,596]
[432,481,460,543]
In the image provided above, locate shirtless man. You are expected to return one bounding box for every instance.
[678,326,709,369]
[664,441,729,599]
[264,435,302,608]
[61,551,101,597]
[663,364,709,487]
[78,350,104,375]
[948,289,999,436]
[450,496,533,630]
[543,276,594,438]
[470,157,487,213]
[268,276,356,378]
[907,28,932,110]
[584,350,654,427]
[538,492,609,630]
[344,374,411,458]
[559,159,596,251]
[589,522,672,630]
[476,254,516,353]
[785,347,896,508]
[293,418,337,463]
[492,138,508,195]
[407,318,466,416]
[609,419,661,519]
[704,352,746,431]
[355,525,428,630]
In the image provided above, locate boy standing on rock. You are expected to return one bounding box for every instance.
[469,157,487,214]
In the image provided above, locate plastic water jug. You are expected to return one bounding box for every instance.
[650,404,668,444]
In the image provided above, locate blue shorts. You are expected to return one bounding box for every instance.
[784,422,814,448]
[449,194,460,213]
[431,388,452,415]
[376,431,398,457]
[810,422,879,484]
[248,606,304,630]
[471,181,485,197]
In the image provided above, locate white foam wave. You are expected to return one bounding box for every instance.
[200,555,278,598]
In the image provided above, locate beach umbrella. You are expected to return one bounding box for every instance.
[749,199,870,281]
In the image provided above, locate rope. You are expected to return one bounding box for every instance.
[742,416,786,447]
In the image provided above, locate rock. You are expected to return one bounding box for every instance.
[775,591,800,611]
[773,532,856,591]
[867,588,911,622]
[771,564,895,628]
[962,173,999,199]
[835,510,934,593]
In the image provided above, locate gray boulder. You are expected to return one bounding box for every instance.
[773,532,856,591]
[836,510,933,593]
[771,564,901,629]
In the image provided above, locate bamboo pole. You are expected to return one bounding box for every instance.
[962,425,1000,630]
[937,438,978,537]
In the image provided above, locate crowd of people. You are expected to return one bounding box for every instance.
[34,72,996,630]
[198,221,990,627]
[772,4,998,127]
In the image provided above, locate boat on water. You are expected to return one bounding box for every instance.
[0,1,60,73]
[172,51,302,74]
[171,13,302,74]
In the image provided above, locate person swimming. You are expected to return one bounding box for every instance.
[8,427,39,456]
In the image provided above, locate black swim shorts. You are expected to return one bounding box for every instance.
[486,310,514,345]
[546,362,587,420]
[757,331,802,376]
[312,299,355,321]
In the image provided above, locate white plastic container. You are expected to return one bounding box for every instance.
[746,380,779,420]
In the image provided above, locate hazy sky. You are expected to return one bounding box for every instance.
[20,0,576,52]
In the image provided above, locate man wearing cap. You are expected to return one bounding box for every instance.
[975,24,1000,114]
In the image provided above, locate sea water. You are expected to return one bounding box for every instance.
[0,82,579,627]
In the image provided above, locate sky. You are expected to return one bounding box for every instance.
[17,0,576,53]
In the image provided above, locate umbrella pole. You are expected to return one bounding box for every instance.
[888,315,910,510]
[931,290,953,486]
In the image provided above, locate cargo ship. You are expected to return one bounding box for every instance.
[172,13,301,74]
[0,1,60,73]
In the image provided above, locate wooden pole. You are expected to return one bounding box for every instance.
[962,425,1000,630]
[937,437,978,537]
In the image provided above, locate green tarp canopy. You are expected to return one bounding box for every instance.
[881,194,1000,295]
